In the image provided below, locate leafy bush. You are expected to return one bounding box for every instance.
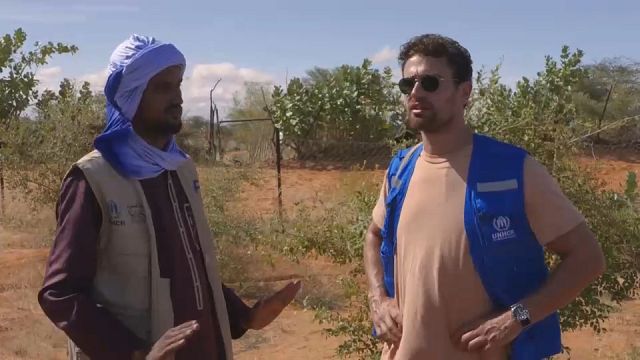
[3,80,103,205]
[271,59,403,160]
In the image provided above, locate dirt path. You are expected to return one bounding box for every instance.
[235,308,343,360]
[0,237,67,360]
[230,167,384,219]
[578,146,639,193]
[559,299,640,359]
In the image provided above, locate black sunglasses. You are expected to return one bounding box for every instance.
[398,75,457,95]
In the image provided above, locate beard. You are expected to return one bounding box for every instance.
[407,109,451,133]
[157,116,183,135]
[151,106,183,135]
[139,115,183,140]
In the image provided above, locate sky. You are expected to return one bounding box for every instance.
[2,0,639,117]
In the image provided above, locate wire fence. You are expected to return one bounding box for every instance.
[211,119,392,216]
[217,120,276,166]
[207,113,639,217]
[215,121,393,167]
[0,141,5,217]
[2,113,634,220]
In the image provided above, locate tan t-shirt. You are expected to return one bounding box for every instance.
[372,143,584,360]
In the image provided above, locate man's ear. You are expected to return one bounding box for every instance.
[461,81,472,108]
[462,81,472,98]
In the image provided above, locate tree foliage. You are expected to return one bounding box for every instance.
[0,28,78,126]
[3,79,104,205]
[573,58,640,143]
[271,59,403,159]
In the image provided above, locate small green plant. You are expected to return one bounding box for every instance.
[198,166,262,282]
[260,179,384,358]
[625,171,638,206]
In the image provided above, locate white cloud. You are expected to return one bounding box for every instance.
[36,67,63,80]
[371,46,398,65]
[35,67,108,94]
[79,69,108,93]
[35,66,64,92]
[391,65,403,81]
[182,63,275,117]
[33,63,277,118]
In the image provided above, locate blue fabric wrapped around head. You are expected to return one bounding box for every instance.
[95,34,188,179]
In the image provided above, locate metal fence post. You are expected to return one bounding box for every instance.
[0,141,4,217]
[0,166,4,217]
[274,126,283,218]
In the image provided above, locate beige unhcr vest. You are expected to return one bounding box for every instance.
[67,150,233,360]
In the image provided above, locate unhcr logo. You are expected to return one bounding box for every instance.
[493,216,510,231]
[108,200,119,218]
[492,216,516,241]
[107,200,125,226]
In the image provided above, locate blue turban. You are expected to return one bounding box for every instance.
[95,34,188,179]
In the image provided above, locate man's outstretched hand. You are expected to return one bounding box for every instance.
[134,320,199,360]
[245,280,302,330]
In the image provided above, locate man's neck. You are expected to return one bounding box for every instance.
[420,119,473,156]
[133,125,171,150]
[143,135,171,150]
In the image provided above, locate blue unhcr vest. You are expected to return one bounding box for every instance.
[379,133,562,360]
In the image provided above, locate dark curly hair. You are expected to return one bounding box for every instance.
[398,34,473,83]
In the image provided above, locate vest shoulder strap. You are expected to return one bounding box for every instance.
[387,143,422,192]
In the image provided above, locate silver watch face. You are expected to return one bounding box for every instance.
[512,304,530,321]
[517,308,530,321]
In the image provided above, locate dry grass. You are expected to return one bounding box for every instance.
[0,189,71,359]
[228,167,384,220]
[0,188,55,250]
[0,248,67,360]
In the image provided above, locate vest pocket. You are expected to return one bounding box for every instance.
[473,192,548,303]
[95,253,150,311]
[474,194,533,259]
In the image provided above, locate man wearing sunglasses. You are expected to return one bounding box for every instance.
[364,34,605,359]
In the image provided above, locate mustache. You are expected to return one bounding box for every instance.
[165,104,182,112]
[409,100,433,109]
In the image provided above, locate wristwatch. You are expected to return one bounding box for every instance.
[510,303,531,327]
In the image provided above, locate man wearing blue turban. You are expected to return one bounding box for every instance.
[38,34,300,360]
